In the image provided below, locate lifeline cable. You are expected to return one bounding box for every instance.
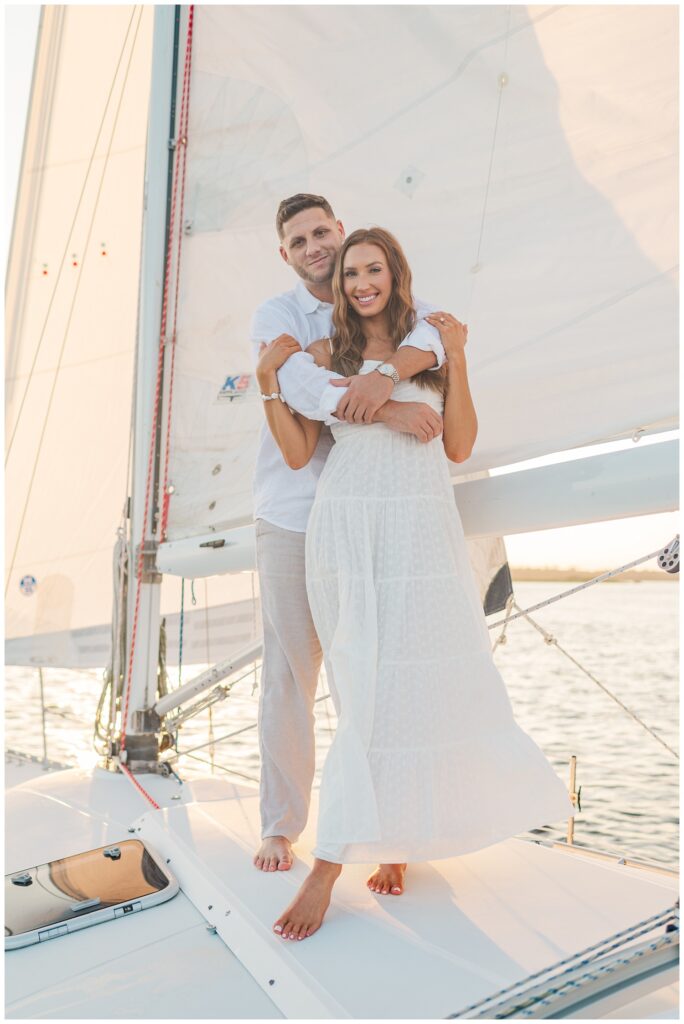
[515,603,679,761]
[487,539,675,631]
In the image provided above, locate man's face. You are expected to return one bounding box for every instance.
[279,208,345,285]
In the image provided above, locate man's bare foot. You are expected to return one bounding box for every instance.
[367,863,407,895]
[254,835,294,872]
[273,859,342,940]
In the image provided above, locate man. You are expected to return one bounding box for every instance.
[251,194,446,872]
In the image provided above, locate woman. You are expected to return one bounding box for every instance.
[256,227,574,941]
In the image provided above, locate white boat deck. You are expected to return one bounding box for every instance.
[5,765,678,1018]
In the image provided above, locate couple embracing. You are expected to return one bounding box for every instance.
[250,193,573,941]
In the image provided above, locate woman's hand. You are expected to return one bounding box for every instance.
[256,334,302,387]
[424,312,468,359]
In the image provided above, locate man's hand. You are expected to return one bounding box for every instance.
[379,401,443,442]
[331,370,393,423]
[424,312,468,359]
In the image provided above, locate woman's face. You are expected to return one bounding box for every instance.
[342,243,393,318]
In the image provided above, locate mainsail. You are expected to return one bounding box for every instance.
[163,2,677,548]
[6,5,677,669]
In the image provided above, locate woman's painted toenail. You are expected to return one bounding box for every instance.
[274,925,282,932]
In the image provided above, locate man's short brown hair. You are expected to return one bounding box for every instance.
[276,193,336,239]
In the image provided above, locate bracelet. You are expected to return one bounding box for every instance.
[260,391,295,414]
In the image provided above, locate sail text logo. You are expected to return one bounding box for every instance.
[218,374,254,401]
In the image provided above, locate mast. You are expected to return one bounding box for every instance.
[121,6,180,768]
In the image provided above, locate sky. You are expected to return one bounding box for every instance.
[4,6,679,572]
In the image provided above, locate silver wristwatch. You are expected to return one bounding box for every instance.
[375,362,400,385]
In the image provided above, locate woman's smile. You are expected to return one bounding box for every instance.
[354,292,380,307]
[342,242,393,318]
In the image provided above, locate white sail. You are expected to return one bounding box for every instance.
[161,4,677,552]
[5,6,155,659]
[4,7,265,670]
[7,5,677,667]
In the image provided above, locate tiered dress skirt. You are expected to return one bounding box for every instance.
[305,370,574,864]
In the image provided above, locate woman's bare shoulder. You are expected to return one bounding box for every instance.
[306,337,333,369]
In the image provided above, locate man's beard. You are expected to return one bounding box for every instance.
[297,252,336,285]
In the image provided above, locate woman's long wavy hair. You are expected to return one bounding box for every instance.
[330,227,446,395]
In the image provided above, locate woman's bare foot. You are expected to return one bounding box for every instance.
[254,835,294,871]
[273,859,342,940]
[367,863,407,895]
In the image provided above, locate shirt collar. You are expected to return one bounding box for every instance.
[295,279,332,314]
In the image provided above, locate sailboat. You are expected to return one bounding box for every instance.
[6,5,678,1018]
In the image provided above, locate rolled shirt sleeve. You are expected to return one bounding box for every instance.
[277,352,349,425]
[277,317,444,423]
[250,299,444,424]
[249,301,350,424]
[399,317,446,369]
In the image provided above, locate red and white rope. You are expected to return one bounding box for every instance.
[119,6,195,811]
[160,4,195,541]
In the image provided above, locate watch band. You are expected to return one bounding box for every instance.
[376,362,400,385]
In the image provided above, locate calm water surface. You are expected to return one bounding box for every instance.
[5,581,678,867]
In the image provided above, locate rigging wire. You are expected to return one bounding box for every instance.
[491,591,515,652]
[487,540,676,630]
[166,541,677,774]
[514,602,679,761]
[178,578,186,685]
[182,750,259,785]
[167,692,332,763]
[5,6,146,599]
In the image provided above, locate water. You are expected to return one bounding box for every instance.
[5,581,678,868]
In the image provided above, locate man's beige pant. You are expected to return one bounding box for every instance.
[255,518,323,843]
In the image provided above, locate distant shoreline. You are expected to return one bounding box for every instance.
[510,567,677,583]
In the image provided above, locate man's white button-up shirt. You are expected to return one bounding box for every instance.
[250,280,445,533]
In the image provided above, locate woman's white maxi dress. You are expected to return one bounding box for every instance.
[306,361,574,865]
